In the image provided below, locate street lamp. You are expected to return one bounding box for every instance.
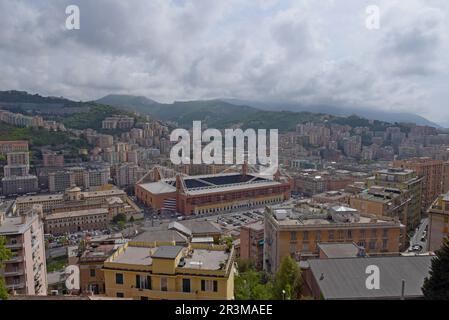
[282,289,286,300]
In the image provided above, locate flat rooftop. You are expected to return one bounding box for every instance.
[109,245,231,271]
[0,214,36,235]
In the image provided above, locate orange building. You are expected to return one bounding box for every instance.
[136,167,292,215]
[263,205,405,273]
[394,157,443,211]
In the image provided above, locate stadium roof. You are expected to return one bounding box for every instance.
[139,172,284,196]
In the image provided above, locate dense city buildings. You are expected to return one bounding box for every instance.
[0,204,47,295]
[427,192,449,252]
[366,168,423,230]
[394,157,443,211]
[263,204,405,273]
[103,242,235,300]
[47,165,110,192]
[136,166,292,215]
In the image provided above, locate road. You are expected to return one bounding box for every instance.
[407,218,428,253]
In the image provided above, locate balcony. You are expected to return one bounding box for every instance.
[3,269,24,277]
[6,282,25,290]
[134,288,198,300]
[5,242,24,249]
[4,255,24,263]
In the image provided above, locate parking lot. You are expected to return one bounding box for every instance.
[214,210,265,230]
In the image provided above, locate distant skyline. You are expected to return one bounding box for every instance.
[1,0,449,125]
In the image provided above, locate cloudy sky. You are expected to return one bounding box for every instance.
[1,0,448,125]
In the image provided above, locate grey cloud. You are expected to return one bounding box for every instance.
[0,0,448,123]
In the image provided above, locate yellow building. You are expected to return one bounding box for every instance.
[103,242,235,300]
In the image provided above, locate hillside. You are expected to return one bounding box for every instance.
[95,94,396,132]
[223,99,441,128]
[0,91,139,130]
[0,122,89,149]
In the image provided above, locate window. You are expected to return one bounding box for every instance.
[347,229,352,239]
[369,240,376,250]
[360,229,366,239]
[116,292,124,298]
[201,280,218,292]
[161,277,168,291]
[328,230,334,241]
[382,239,388,250]
[182,279,191,293]
[303,231,308,241]
[90,269,96,277]
[315,231,321,242]
[115,273,124,285]
[290,232,297,241]
[383,229,388,238]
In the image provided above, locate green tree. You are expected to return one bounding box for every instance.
[422,236,449,299]
[113,213,127,224]
[235,269,273,300]
[272,255,302,300]
[0,236,12,300]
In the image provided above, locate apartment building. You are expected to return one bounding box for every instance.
[3,165,29,177]
[239,221,264,270]
[7,151,29,166]
[0,140,28,155]
[102,115,135,130]
[42,152,64,167]
[367,168,423,230]
[1,175,39,196]
[103,243,235,300]
[350,186,412,230]
[263,204,405,273]
[16,186,130,214]
[44,208,110,235]
[427,192,449,252]
[48,166,110,192]
[442,162,449,194]
[79,238,125,295]
[0,204,47,295]
[394,157,443,211]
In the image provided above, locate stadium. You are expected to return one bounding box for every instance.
[135,165,292,215]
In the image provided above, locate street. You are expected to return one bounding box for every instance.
[407,218,428,253]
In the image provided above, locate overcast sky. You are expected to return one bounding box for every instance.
[1,0,448,125]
